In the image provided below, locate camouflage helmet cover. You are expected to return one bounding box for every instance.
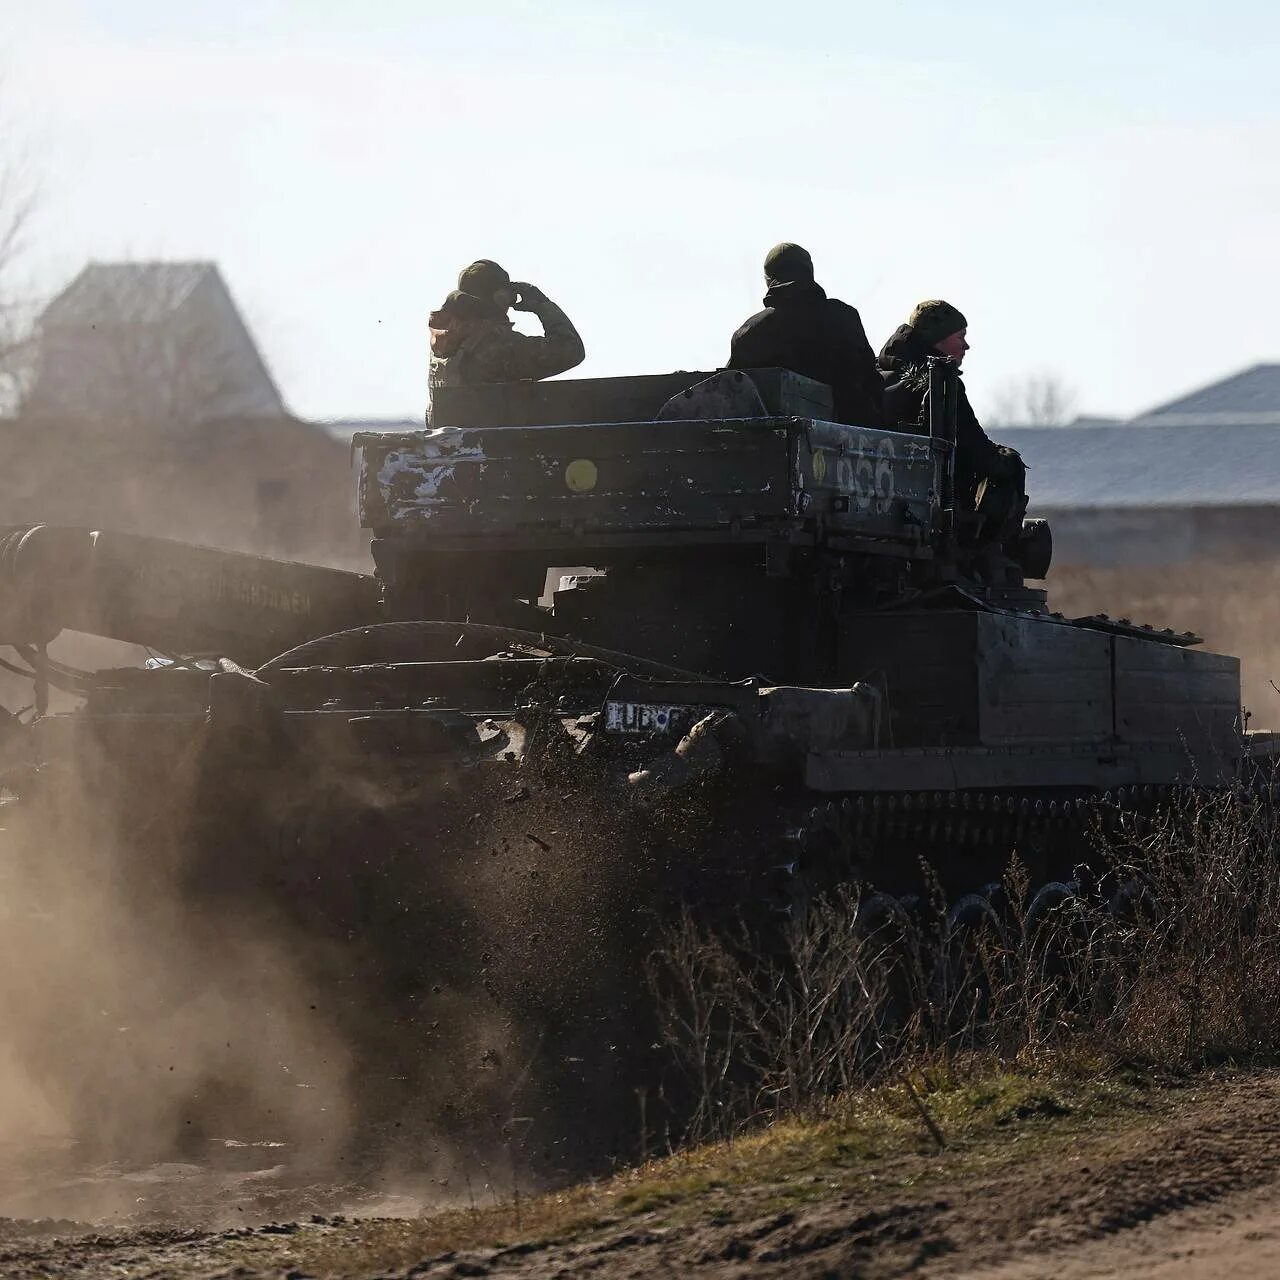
[457,259,512,299]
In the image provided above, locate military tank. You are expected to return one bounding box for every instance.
[0,363,1259,918]
[363,364,1248,893]
[0,365,1264,1159]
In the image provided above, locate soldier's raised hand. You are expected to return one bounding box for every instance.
[510,282,546,312]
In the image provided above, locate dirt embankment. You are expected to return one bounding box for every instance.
[5,1068,1280,1277]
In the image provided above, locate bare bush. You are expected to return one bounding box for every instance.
[0,90,37,417]
[648,886,937,1142]
[648,779,1280,1143]
[987,372,1077,427]
[1098,786,1280,1061]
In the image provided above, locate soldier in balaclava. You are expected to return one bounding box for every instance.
[727,243,884,427]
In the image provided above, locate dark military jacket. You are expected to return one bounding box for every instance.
[877,324,1022,501]
[727,281,884,428]
[429,293,585,392]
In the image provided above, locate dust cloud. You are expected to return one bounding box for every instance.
[0,729,357,1225]
[0,411,667,1226]
[0,697,684,1228]
[0,412,373,1223]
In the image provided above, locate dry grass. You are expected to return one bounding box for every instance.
[647,782,1280,1144]
[279,1059,1146,1276]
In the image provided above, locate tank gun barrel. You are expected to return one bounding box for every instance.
[0,524,381,665]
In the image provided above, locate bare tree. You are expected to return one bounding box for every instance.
[0,94,37,417]
[987,373,1077,427]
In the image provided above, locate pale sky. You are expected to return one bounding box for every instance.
[6,0,1279,422]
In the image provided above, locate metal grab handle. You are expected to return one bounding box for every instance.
[926,357,960,534]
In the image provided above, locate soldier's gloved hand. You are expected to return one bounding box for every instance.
[989,446,1024,479]
[510,282,546,312]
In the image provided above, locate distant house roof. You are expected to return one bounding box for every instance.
[29,259,285,422]
[1132,363,1280,426]
[43,261,215,326]
[1005,421,1280,508]
[1068,415,1123,429]
[993,361,1280,508]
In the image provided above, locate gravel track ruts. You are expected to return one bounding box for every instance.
[7,1072,1280,1279]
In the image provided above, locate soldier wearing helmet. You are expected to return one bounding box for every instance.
[428,259,585,409]
[878,300,1027,546]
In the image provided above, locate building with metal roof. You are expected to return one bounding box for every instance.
[1137,363,1280,425]
[1001,364,1280,567]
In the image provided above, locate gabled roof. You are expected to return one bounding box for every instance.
[30,259,288,420]
[1003,421,1280,508]
[42,261,216,326]
[1134,363,1280,426]
[988,361,1280,507]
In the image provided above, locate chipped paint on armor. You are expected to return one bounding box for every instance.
[376,430,489,515]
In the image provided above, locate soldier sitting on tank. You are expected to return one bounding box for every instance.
[428,259,586,397]
[878,300,1027,546]
[726,242,884,428]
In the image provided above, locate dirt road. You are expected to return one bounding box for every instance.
[960,1182,1280,1278]
[7,1071,1280,1278]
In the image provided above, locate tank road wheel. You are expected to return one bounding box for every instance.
[770,802,847,924]
[854,892,927,1049]
[931,892,1009,1041]
[1107,876,1162,929]
[1023,881,1096,1024]
[1094,875,1165,1013]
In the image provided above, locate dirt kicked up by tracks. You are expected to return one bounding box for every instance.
[4,1067,1280,1279]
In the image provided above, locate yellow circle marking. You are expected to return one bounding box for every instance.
[812,449,827,483]
[565,458,599,492]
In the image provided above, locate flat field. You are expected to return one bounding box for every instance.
[1051,558,1280,727]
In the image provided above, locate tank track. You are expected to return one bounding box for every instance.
[797,784,1185,853]
[780,783,1205,907]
